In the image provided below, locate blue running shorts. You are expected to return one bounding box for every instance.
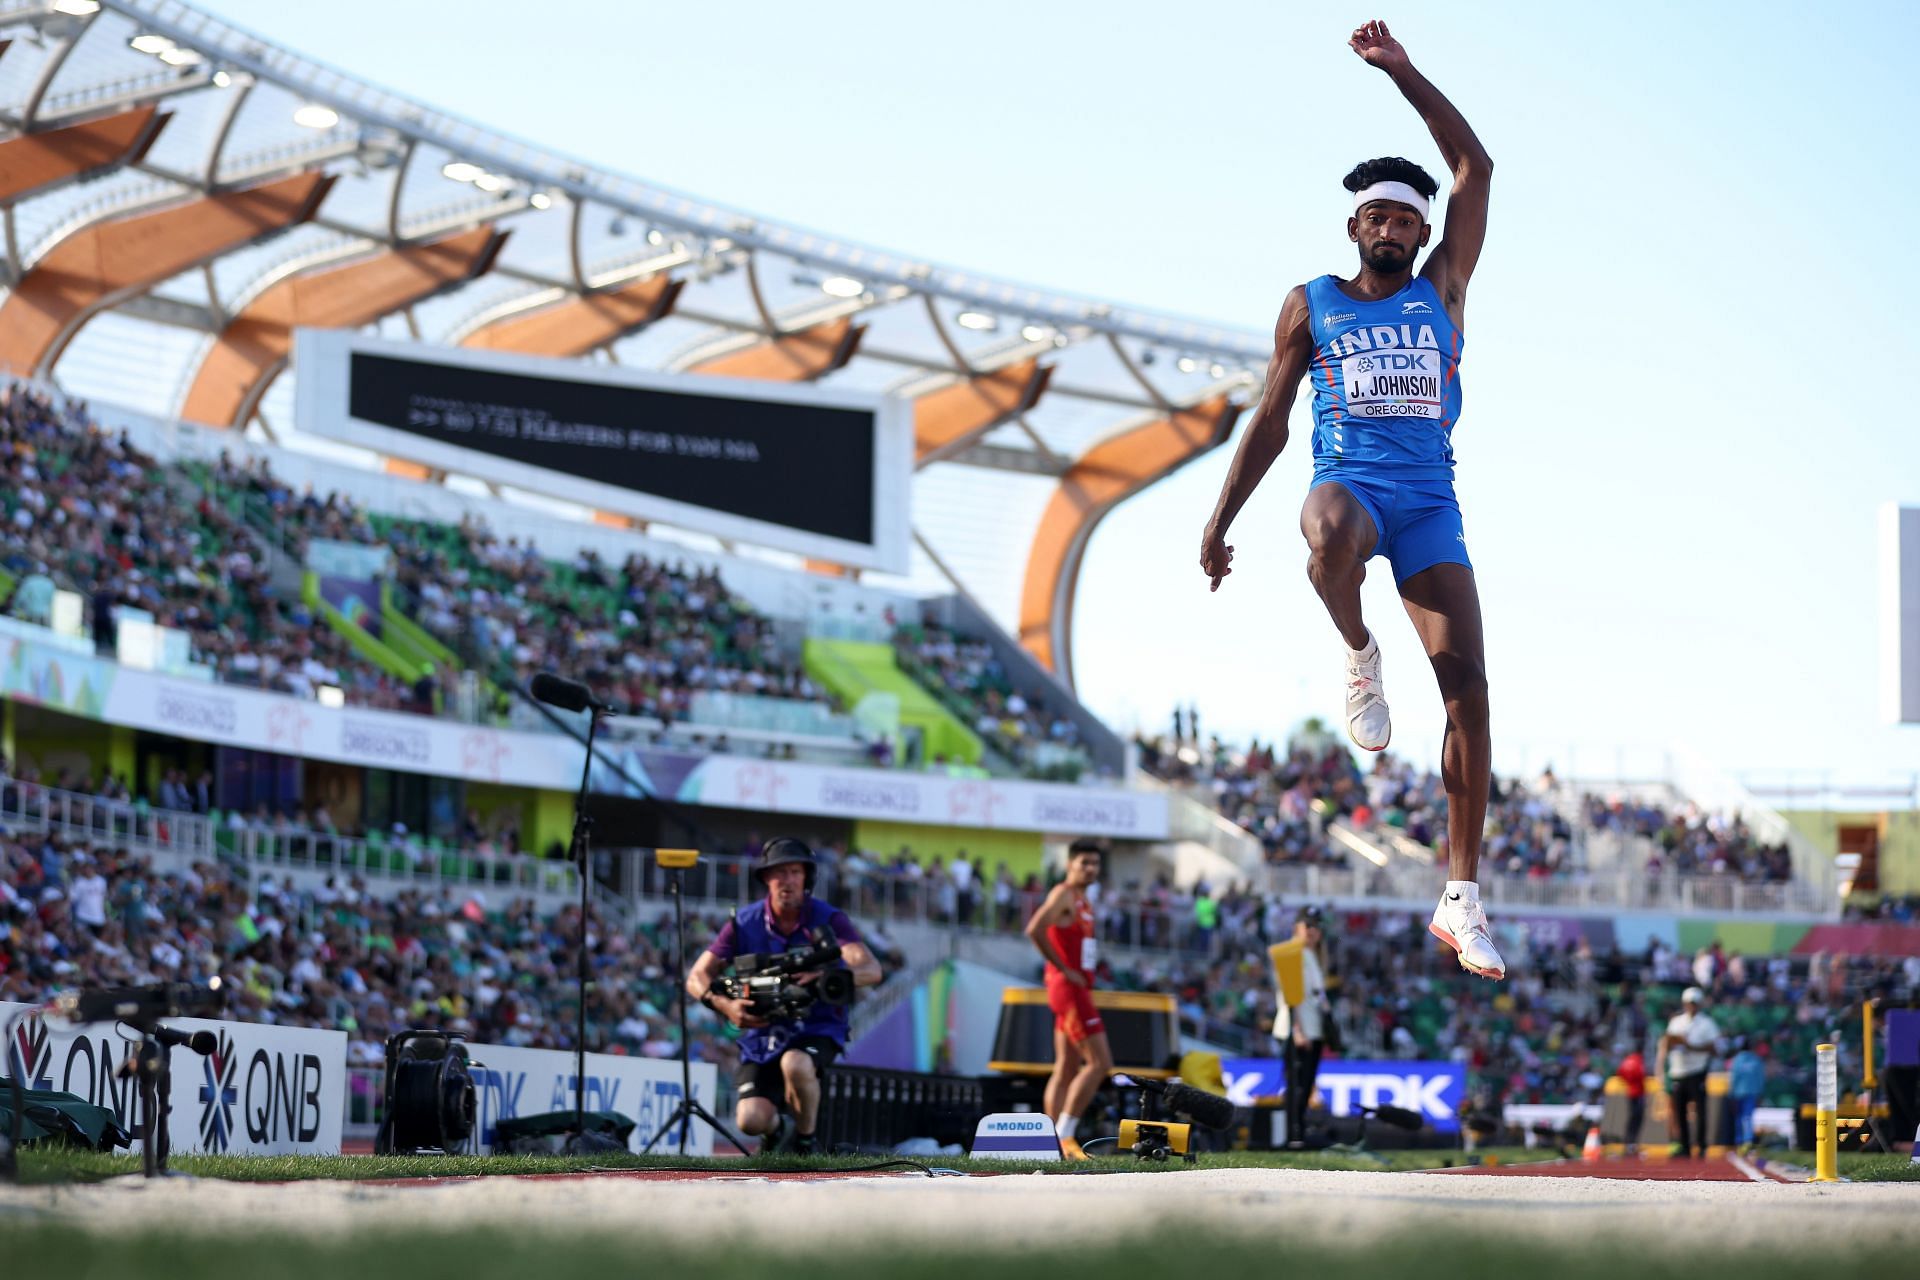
[1310,469,1472,587]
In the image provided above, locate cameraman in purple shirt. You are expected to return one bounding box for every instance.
[686,838,882,1154]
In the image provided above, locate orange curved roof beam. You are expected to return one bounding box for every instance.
[0,104,167,203]
[460,273,683,357]
[689,315,864,381]
[913,359,1052,465]
[181,225,507,429]
[1017,395,1242,682]
[0,170,334,378]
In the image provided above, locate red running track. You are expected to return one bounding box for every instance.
[1426,1155,1793,1183]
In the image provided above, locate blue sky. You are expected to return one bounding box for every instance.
[197,1,1920,794]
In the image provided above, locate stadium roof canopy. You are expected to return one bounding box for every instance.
[0,0,1272,687]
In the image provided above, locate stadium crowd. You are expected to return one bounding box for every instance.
[1138,711,1796,887]
[0,384,416,711]
[201,446,825,726]
[1089,901,1915,1115]
[1581,793,1796,882]
[892,618,1087,776]
[0,381,1120,788]
[386,517,821,725]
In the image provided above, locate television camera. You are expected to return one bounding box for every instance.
[713,927,854,1021]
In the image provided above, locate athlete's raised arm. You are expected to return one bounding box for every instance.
[1199,285,1313,592]
[1351,19,1492,318]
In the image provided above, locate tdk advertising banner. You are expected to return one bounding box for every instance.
[1221,1058,1466,1133]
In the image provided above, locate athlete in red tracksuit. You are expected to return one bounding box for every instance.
[1024,838,1113,1157]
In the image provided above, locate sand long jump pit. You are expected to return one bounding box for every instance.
[3,1161,1917,1279]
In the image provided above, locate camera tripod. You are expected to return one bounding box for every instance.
[639,858,746,1156]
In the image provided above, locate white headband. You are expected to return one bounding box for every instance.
[1352,180,1430,221]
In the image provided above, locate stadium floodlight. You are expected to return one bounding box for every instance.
[529,191,553,210]
[441,161,484,183]
[1209,363,1226,379]
[158,46,202,67]
[1176,355,1198,373]
[212,70,233,88]
[52,0,101,14]
[956,310,998,332]
[1021,324,1051,343]
[293,103,340,129]
[645,227,666,246]
[473,173,506,193]
[820,275,864,298]
[128,33,173,54]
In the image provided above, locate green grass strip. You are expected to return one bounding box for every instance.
[0,1224,1908,1280]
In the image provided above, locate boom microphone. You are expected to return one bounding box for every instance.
[1130,1077,1238,1131]
[530,672,611,715]
[151,1026,218,1056]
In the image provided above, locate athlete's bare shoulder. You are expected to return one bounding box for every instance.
[1038,879,1075,919]
[1276,284,1314,356]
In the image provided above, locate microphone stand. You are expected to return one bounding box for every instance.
[126,1019,214,1177]
[134,1028,171,1177]
[639,852,746,1156]
[562,703,623,1155]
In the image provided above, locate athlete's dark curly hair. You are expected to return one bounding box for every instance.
[1342,157,1439,201]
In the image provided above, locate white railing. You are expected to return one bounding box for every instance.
[0,780,214,861]
[226,827,579,903]
[1474,870,1832,916]
[3,774,1839,941]
[0,780,579,905]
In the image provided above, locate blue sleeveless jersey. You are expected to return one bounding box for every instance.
[1304,274,1462,479]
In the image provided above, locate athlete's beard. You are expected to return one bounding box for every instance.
[1365,241,1414,272]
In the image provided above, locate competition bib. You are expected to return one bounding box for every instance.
[1342,346,1444,420]
[1080,936,1099,972]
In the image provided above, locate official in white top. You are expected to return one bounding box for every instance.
[1659,986,1720,1159]
[1273,905,1331,1149]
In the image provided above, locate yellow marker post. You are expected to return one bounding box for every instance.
[1862,1000,1878,1091]
[1811,1043,1839,1183]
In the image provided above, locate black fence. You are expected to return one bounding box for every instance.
[816,1067,994,1152]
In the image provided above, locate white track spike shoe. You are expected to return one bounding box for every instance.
[1429,890,1506,980]
[1344,633,1391,752]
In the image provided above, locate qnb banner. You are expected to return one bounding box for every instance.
[295,329,912,574]
[1221,1057,1466,1133]
[2,1003,346,1155]
[462,1041,720,1157]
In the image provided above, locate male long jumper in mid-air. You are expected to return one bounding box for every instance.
[1199,19,1504,979]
